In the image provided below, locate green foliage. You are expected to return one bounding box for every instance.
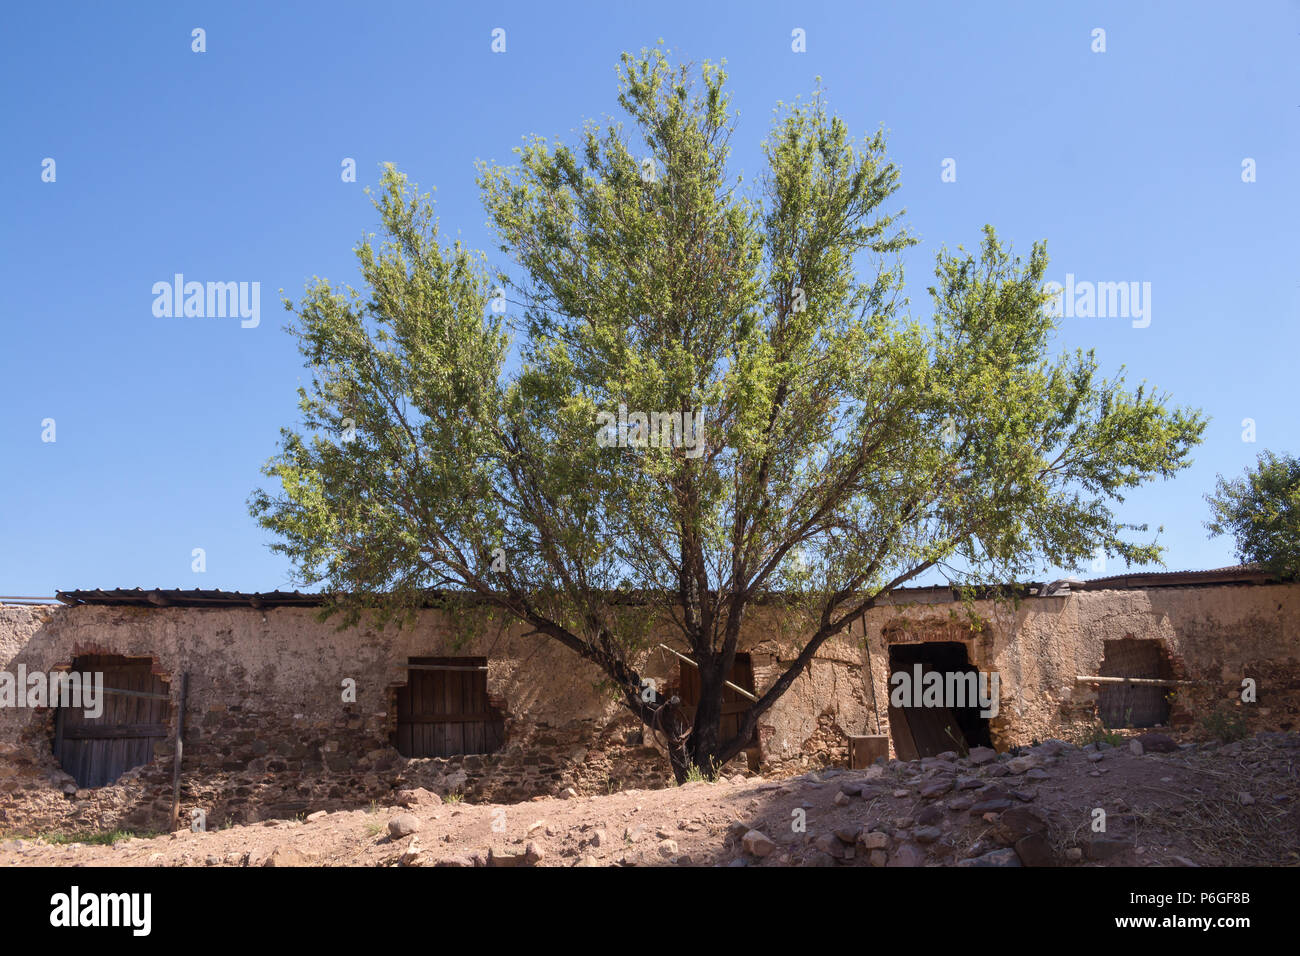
[681,762,713,784]
[1199,706,1249,743]
[251,45,1205,774]
[1205,450,1300,578]
[1076,722,1124,748]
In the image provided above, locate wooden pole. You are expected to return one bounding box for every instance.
[169,672,189,832]
[1075,675,1201,687]
[53,706,65,761]
[98,686,172,701]
[860,613,881,735]
[656,644,758,701]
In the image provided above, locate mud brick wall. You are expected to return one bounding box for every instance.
[1047,584,1300,738]
[2,580,1298,834]
[0,602,662,833]
[0,602,860,833]
[860,582,1300,753]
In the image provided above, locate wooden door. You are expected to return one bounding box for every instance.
[887,699,964,760]
[394,657,505,758]
[886,642,992,759]
[1099,639,1170,728]
[55,655,170,788]
[679,653,758,748]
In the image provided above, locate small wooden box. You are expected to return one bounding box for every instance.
[848,734,890,769]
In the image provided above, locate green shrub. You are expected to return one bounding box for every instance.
[1199,706,1249,743]
[1076,721,1124,748]
[681,763,714,784]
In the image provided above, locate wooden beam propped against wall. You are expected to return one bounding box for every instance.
[1075,675,1202,687]
[657,644,758,701]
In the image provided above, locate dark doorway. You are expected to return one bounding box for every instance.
[679,652,759,752]
[886,642,993,760]
[54,655,171,788]
[394,657,505,758]
[1098,638,1171,728]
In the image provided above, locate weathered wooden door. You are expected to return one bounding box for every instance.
[54,655,170,788]
[886,642,993,759]
[887,698,964,760]
[394,657,505,758]
[680,652,759,748]
[1099,638,1170,728]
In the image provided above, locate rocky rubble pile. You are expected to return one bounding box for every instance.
[3,730,1296,867]
[724,731,1300,867]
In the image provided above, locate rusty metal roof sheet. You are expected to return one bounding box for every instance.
[54,588,325,609]
[1075,564,1276,590]
[50,566,1287,610]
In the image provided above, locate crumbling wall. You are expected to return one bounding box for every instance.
[861,582,1300,754]
[0,601,857,834]
[754,630,872,772]
[0,602,670,833]
[1060,585,1300,737]
[3,580,1297,834]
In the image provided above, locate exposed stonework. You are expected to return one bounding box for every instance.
[1,578,1297,836]
[863,582,1300,749]
[5,730,1298,868]
[0,602,855,833]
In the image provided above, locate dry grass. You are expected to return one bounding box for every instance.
[1156,792,1299,865]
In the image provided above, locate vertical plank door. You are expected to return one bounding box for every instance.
[394,658,504,758]
[55,655,170,788]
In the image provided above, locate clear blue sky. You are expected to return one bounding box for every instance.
[2,1,1297,596]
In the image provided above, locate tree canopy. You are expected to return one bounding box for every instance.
[250,47,1206,780]
[1206,450,1300,578]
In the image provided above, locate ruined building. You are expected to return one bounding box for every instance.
[0,566,1295,834]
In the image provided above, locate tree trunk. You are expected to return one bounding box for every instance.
[689,658,725,777]
[643,691,692,785]
[666,734,690,785]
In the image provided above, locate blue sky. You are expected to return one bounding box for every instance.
[2,1,1297,595]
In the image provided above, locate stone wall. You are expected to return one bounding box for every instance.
[0,601,861,834]
[861,581,1300,750]
[1,580,1297,836]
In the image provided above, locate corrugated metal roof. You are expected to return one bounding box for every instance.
[48,566,1287,609]
[1075,565,1276,590]
[55,588,325,609]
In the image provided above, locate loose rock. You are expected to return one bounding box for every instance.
[742,830,776,858]
[387,814,421,839]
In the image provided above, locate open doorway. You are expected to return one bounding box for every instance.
[886,642,993,760]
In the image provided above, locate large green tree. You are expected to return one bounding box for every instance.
[1205,450,1300,578]
[251,48,1205,782]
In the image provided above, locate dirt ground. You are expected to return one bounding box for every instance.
[2,731,1296,867]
